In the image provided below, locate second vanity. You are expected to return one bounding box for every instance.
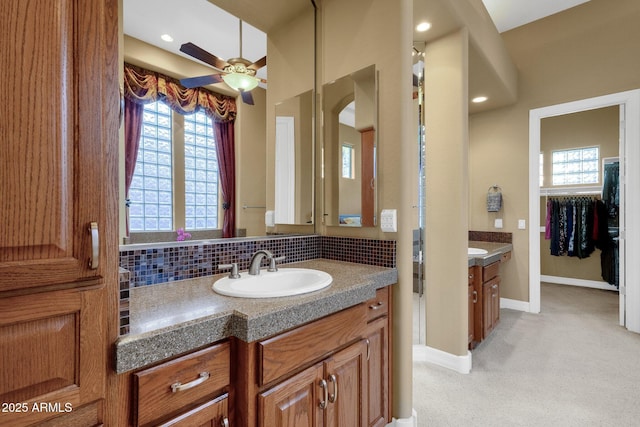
[115,259,396,427]
[467,241,512,348]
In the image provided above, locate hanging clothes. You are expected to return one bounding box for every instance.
[545,197,596,259]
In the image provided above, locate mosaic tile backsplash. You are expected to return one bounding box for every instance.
[119,235,396,335]
[469,230,513,244]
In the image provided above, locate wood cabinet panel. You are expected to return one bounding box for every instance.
[325,340,367,427]
[134,342,230,427]
[482,261,500,283]
[365,317,388,427]
[0,0,114,292]
[258,363,324,427]
[259,304,366,386]
[0,287,105,427]
[482,276,501,339]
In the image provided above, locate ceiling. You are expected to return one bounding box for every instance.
[123,0,590,109]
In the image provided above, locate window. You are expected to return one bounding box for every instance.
[129,102,219,232]
[342,143,355,179]
[129,102,173,231]
[184,111,219,229]
[551,146,599,185]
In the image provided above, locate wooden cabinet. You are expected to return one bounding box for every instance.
[236,289,392,427]
[259,339,367,427]
[482,276,501,339]
[133,342,230,427]
[0,0,118,425]
[468,267,478,345]
[469,257,506,348]
[364,288,391,427]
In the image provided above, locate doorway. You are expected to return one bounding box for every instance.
[529,89,640,333]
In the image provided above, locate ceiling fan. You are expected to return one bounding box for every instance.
[179,19,266,105]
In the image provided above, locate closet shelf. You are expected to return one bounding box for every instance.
[540,186,602,196]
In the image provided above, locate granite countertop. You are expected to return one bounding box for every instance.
[468,240,513,267]
[115,259,397,373]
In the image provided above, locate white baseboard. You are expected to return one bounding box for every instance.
[388,409,418,426]
[413,344,471,374]
[500,297,530,312]
[541,275,618,291]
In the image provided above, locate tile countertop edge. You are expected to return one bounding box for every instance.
[468,241,513,267]
[114,261,398,373]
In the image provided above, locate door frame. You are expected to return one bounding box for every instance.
[528,89,640,333]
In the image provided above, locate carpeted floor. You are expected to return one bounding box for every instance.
[413,283,640,426]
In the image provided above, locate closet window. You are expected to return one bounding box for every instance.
[551,146,599,185]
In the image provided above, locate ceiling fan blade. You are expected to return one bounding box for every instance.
[240,90,254,105]
[180,74,224,88]
[248,56,267,71]
[180,42,229,70]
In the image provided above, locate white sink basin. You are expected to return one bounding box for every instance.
[213,268,333,298]
[468,247,489,256]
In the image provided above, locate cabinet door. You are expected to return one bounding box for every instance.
[0,287,105,427]
[491,278,501,328]
[156,394,229,427]
[0,0,116,292]
[259,363,325,427]
[482,281,493,339]
[468,283,475,344]
[365,318,389,427]
[325,340,368,427]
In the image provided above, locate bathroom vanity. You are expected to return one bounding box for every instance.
[467,241,512,348]
[115,259,396,427]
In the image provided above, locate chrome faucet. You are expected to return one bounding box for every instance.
[248,249,273,275]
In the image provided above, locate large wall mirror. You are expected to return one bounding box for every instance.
[322,65,377,227]
[274,90,314,225]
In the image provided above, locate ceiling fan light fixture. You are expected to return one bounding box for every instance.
[222,72,260,92]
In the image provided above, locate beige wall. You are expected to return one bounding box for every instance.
[424,29,469,356]
[469,0,640,302]
[539,106,619,280]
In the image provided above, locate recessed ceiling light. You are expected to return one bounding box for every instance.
[472,96,488,103]
[160,34,174,42]
[416,22,431,32]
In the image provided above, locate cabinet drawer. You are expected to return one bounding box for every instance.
[134,341,230,427]
[482,261,500,282]
[365,287,390,322]
[259,303,366,386]
[156,393,228,427]
[501,251,512,263]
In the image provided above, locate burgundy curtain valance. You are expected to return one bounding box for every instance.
[123,63,237,122]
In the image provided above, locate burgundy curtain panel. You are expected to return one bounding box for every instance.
[214,120,236,238]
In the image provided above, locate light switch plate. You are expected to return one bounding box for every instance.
[494,218,503,229]
[380,209,397,232]
[518,219,526,229]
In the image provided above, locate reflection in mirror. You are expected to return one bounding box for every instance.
[274,90,314,225]
[323,65,377,227]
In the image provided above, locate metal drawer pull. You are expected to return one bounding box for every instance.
[472,290,478,304]
[170,372,210,393]
[220,416,229,427]
[369,301,384,310]
[328,374,338,403]
[89,222,99,269]
[366,338,371,361]
[319,379,328,409]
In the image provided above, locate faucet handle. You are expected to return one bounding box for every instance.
[218,263,241,279]
[268,256,286,272]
